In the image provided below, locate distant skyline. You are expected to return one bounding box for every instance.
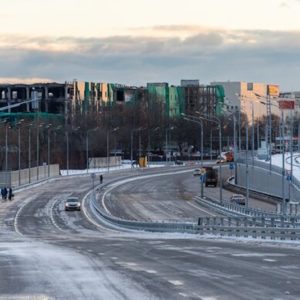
[1,0,300,90]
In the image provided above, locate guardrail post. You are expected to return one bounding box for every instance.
[291,217,296,228]
[220,217,224,226]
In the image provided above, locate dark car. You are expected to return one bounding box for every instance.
[65,197,81,211]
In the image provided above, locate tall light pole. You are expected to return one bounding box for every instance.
[245,118,249,207]
[165,126,174,164]
[86,127,99,173]
[28,125,32,183]
[66,130,69,176]
[5,122,8,177]
[194,113,223,204]
[46,124,53,178]
[182,115,204,167]
[147,127,159,163]
[18,126,21,185]
[107,127,119,173]
[281,109,286,214]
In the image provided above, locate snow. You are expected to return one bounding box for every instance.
[60,162,166,176]
[257,152,300,181]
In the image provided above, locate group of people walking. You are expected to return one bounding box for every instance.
[1,187,13,201]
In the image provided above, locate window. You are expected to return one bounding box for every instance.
[247,83,253,91]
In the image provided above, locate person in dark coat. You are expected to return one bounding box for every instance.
[8,188,13,201]
[1,188,5,200]
[3,187,7,200]
[99,174,103,184]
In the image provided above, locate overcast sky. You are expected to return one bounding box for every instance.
[1,0,300,90]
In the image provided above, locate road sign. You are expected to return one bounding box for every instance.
[229,162,234,170]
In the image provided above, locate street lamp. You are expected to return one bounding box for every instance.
[130,127,142,167]
[86,127,99,173]
[107,127,119,173]
[195,113,223,204]
[147,127,160,163]
[165,126,174,164]
[16,119,25,185]
[181,114,204,167]
[66,126,80,176]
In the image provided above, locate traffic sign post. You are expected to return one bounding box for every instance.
[199,171,206,198]
[91,173,96,199]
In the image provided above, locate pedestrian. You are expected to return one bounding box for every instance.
[3,187,7,200]
[1,188,5,200]
[8,187,13,201]
[99,174,103,184]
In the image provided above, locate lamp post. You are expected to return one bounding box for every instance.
[86,127,99,173]
[28,125,32,183]
[147,127,159,164]
[131,127,142,168]
[165,126,174,164]
[16,119,24,185]
[281,109,286,214]
[182,115,204,167]
[107,127,119,173]
[194,113,223,204]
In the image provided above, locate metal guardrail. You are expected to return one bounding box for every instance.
[194,196,300,227]
[89,193,300,240]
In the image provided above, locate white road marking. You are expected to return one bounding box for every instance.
[178,292,188,297]
[231,253,286,258]
[263,259,277,262]
[145,270,157,274]
[168,280,183,286]
[49,197,65,232]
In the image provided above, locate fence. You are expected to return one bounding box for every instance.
[0,164,59,188]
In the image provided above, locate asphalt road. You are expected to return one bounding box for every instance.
[0,167,299,299]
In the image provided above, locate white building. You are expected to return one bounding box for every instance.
[211,81,281,122]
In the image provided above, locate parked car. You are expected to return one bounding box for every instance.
[65,197,81,211]
[193,169,201,176]
[230,194,246,205]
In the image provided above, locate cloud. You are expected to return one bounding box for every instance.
[0,28,299,90]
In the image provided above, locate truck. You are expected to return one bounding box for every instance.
[204,167,218,187]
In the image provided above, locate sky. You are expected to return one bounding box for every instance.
[1,0,300,90]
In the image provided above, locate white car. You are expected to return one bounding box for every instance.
[230,194,246,205]
[65,197,81,211]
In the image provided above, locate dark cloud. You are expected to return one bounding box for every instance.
[0,29,300,90]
